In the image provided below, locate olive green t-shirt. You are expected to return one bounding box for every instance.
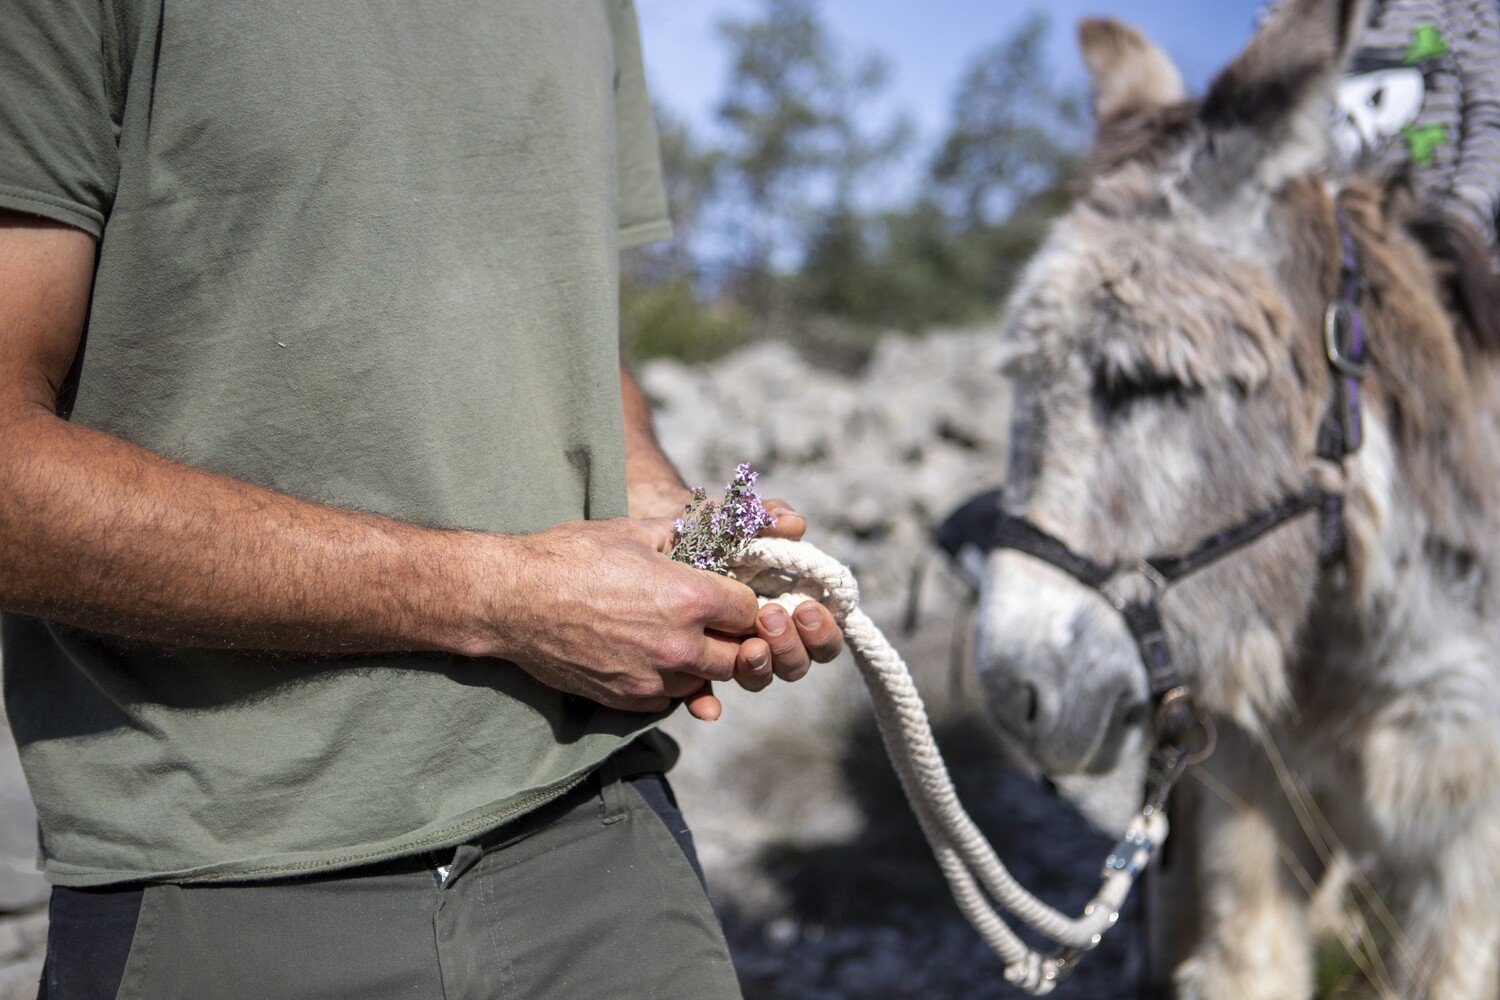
[0,0,677,885]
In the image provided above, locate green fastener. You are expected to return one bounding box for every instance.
[1402,122,1450,165]
[1404,23,1449,64]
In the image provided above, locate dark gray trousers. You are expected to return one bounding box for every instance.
[40,769,742,999]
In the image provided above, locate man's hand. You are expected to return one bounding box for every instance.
[483,516,763,716]
[618,369,844,719]
[628,480,843,667]
[730,498,844,693]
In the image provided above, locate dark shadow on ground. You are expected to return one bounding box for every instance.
[723,714,1144,1000]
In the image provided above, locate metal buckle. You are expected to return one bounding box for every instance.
[1323,301,1370,378]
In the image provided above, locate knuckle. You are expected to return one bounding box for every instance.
[766,628,802,654]
[656,639,700,674]
[669,579,714,621]
[624,674,666,700]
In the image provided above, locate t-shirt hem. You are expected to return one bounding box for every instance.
[39,733,671,887]
[0,184,105,236]
[619,218,673,250]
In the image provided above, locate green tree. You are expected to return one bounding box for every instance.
[620,111,748,365]
[715,0,910,312]
[624,109,723,287]
[797,16,1084,336]
[930,14,1084,228]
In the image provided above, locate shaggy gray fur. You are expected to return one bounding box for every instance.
[977,2,1500,997]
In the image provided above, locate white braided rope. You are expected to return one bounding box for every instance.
[734,537,1169,995]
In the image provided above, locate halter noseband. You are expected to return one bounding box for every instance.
[937,210,1369,807]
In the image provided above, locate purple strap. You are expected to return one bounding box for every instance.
[1338,221,1366,451]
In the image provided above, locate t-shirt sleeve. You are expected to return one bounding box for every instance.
[0,0,122,236]
[609,0,673,250]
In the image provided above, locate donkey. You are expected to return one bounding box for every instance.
[973,1,1500,997]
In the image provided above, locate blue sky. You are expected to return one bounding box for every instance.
[637,1,1264,165]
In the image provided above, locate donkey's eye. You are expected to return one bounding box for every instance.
[1090,366,1197,418]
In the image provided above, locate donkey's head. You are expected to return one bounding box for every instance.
[976,0,1383,830]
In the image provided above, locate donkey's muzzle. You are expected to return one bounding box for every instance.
[981,658,1146,776]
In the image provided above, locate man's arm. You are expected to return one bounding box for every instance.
[0,211,760,714]
[619,367,843,698]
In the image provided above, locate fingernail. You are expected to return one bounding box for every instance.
[762,609,788,635]
[796,605,822,628]
[749,652,771,674]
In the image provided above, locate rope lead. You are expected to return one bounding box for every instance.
[733,537,1172,996]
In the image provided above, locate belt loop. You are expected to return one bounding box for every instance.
[443,842,484,888]
[597,756,628,826]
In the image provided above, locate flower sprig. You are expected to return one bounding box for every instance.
[670,463,776,574]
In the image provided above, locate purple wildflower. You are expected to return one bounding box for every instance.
[669,463,775,574]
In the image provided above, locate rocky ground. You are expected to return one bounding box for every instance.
[0,328,1153,998]
[0,711,46,1000]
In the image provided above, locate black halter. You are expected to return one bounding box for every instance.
[936,213,1370,783]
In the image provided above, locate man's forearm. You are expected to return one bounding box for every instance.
[0,216,769,712]
[0,404,497,654]
[620,368,690,519]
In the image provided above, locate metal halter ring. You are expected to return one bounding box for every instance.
[1323,301,1370,378]
[1101,560,1170,612]
[1183,714,1218,766]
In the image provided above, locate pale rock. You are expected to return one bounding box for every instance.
[0,711,44,914]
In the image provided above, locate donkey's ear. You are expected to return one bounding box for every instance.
[1200,0,1368,148]
[1079,18,1186,124]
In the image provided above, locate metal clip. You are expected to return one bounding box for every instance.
[1102,825,1153,879]
[1045,947,1087,986]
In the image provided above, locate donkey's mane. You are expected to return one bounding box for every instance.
[1404,206,1500,355]
[1286,180,1500,584]
[1091,103,1500,364]
[1067,108,1500,583]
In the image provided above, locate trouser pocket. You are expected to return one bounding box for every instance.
[437,772,742,1000]
[94,871,442,1000]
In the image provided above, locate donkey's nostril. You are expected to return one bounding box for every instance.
[988,678,1047,746]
